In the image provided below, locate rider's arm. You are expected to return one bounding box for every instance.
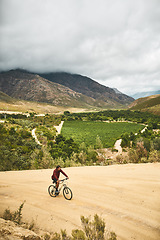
[60,169,68,178]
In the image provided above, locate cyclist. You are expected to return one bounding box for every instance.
[52,165,69,194]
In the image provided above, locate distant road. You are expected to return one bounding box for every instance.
[54,121,64,135]
[32,128,42,145]
[114,139,122,153]
[31,121,64,145]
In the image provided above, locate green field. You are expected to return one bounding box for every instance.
[61,121,144,148]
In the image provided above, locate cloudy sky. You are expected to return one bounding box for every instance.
[0,0,160,95]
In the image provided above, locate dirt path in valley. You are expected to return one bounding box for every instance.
[113,125,147,154]
[54,121,64,135]
[32,128,42,145]
[0,164,160,240]
[114,139,122,153]
[31,121,64,146]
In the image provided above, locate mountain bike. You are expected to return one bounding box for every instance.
[48,178,73,200]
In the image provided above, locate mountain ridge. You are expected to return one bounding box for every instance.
[131,90,160,99]
[40,72,134,105]
[0,69,134,109]
[129,94,160,115]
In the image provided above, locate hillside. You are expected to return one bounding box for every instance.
[0,91,15,103]
[0,70,134,109]
[40,72,134,106]
[0,70,103,108]
[129,94,160,115]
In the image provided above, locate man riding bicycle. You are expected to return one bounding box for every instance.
[52,165,69,194]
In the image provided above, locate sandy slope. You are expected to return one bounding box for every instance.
[0,164,160,240]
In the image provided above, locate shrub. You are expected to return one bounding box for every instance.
[153,138,160,151]
[87,145,98,163]
[136,142,148,161]
[121,133,130,148]
[95,136,103,149]
[148,150,160,162]
[128,149,139,163]
[80,214,105,240]
[116,154,123,164]
[108,232,117,240]
[3,201,25,225]
[51,232,61,240]
[61,229,71,240]
[72,229,86,240]
[78,151,87,164]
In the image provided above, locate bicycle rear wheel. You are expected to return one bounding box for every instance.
[63,187,72,200]
[48,185,57,197]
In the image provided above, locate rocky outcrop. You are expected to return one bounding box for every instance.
[0,218,41,240]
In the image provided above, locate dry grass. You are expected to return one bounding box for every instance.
[0,100,88,114]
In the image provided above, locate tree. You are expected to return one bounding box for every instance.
[95,136,103,149]
[55,134,66,144]
[87,145,97,163]
[121,133,130,148]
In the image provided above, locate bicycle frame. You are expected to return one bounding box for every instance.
[53,178,68,193]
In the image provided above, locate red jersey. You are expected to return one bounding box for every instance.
[52,168,68,180]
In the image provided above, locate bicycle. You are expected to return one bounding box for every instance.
[48,178,73,200]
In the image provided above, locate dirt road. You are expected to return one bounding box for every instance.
[0,164,160,240]
[32,128,42,145]
[54,121,64,135]
[114,139,122,153]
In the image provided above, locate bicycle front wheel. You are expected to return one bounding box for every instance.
[48,185,57,197]
[63,187,72,200]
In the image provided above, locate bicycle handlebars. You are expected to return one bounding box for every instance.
[59,178,68,182]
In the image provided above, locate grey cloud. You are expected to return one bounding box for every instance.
[0,0,160,95]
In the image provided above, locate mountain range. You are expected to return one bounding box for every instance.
[131,90,160,99]
[0,69,134,109]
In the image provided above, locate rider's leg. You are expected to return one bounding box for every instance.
[56,180,59,190]
[53,178,59,192]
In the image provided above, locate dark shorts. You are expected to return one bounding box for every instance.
[53,177,58,183]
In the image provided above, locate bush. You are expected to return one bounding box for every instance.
[53,214,117,240]
[121,133,130,148]
[72,229,86,240]
[148,150,160,162]
[80,214,105,240]
[95,136,103,149]
[136,142,148,159]
[128,141,148,163]
[116,154,123,164]
[153,138,160,151]
[3,201,25,225]
[128,149,139,163]
[49,135,79,161]
[108,232,117,240]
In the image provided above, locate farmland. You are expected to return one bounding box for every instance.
[61,121,144,148]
